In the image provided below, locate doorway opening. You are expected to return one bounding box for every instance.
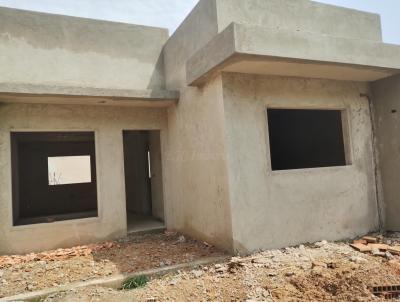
[123,130,165,233]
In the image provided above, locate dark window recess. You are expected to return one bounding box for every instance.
[267,109,347,171]
[11,132,98,226]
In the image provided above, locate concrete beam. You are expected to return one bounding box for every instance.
[0,84,179,107]
[187,23,400,86]
[371,74,400,231]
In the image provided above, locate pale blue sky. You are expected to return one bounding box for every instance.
[0,0,398,44]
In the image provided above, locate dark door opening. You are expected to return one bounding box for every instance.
[123,130,164,233]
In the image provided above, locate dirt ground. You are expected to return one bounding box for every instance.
[41,233,400,302]
[0,231,223,298]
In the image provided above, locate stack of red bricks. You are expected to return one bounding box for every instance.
[350,236,400,256]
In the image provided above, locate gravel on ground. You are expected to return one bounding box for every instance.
[41,232,400,302]
[0,231,223,298]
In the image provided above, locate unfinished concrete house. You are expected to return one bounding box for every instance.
[1,0,400,255]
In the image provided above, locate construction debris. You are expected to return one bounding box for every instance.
[363,236,379,243]
[4,233,400,301]
[388,246,400,255]
[0,241,118,268]
[42,233,400,302]
[370,285,400,299]
[0,232,223,298]
[350,243,372,252]
[349,234,400,259]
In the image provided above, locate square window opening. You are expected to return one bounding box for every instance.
[48,155,92,185]
[11,132,98,226]
[266,108,350,171]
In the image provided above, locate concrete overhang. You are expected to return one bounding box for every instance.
[0,84,179,107]
[187,23,400,86]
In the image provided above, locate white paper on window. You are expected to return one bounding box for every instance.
[48,156,92,185]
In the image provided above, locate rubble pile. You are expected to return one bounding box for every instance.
[0,242,118,269]
[0,232,223,298]
[350,235,400,258]
[4,233,400,301]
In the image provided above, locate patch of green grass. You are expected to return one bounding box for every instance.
[122,275,149,290]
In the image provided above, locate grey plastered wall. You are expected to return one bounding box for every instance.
[215,0,382,41]
[162,0,234,250]
[163,0,219,89]
[0,7,168,90]
[162,77,234,251]
[372,74,400,231]
[0,103,167,254]
[149,131,165,221]
[222,73,379,254]
[162,0,383,253]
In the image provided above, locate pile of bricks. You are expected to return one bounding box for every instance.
[370,285,400,299]
[350,235,400,299]
[0,241,118,268]
[350,235,400,256]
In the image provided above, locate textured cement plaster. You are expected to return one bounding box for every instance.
[372,75,400,231]
[160,0,390,253]
[221,73,379,254]
[163,0,218,90]
[164,0,385,89]
[0,6,168,91]
[215,0,382,41]
[162,76,234,252]
[0,103,167,254]
[186,23,400,86]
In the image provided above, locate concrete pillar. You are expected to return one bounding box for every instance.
[372,74,400,231]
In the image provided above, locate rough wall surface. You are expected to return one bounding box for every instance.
[163,0,218,90]
[0,103,167,254]
[372,75,400,231]
[0,7,168,90]
[216,0,382,41]
[222,73,379,254]
[163,76,234,251]
[149,131,165,221]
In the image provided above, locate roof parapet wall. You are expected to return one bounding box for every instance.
[216,0,382,42]
[164,0,384,89]
[186,23,400,86]
[0,6,169,91]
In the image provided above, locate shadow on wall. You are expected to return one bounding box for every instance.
[147,54,167,90]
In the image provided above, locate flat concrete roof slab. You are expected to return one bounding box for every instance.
[0,84,179,107]
[187,23,400,86]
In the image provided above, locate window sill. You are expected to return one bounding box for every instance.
[10,212,100,231]
[268,164,353,175]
